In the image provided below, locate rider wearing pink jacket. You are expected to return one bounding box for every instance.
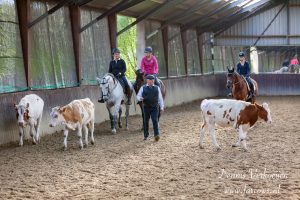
[140,47,160,87]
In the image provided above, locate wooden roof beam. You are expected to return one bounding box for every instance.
[80,0,145,33]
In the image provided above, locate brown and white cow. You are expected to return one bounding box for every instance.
[14,94,44,146]
[49,98,95,150]
[200,99,272,151]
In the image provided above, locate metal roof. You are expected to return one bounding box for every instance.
[77,0,287,34]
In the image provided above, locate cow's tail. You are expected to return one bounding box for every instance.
[200,99,208,127]
[200,99,208,111]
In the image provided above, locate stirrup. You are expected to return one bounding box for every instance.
[98,99,105,103]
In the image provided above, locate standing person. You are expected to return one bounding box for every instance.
[140,47,160,87]
[290,54,299,66]
[289,54,299,73]
[99,48,132,105]
[136,75,164,141]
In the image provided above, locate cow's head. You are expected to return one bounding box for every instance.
[255,102,272,124]
[14,103,30,127]
[49,106,65,127]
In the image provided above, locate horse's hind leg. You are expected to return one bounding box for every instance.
[125,104,129,130]
[118,107,122,128]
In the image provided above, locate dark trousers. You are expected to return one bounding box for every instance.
[118,75,130,90]
[143,105,159,138]
[245,76,254,93]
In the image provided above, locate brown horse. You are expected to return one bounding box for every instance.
[133,69,166,130]
[226,67,258,104]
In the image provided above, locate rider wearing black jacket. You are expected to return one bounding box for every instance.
[99,48,132,105]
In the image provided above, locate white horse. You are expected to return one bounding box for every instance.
[96,73,132,134]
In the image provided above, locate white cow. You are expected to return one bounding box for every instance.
[200,99,272,151]
[14,94,44,146]
[49,98,95,150]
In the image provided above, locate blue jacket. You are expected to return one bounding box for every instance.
[237,61,250,77]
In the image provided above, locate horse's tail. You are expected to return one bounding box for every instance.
[159,80,166,99]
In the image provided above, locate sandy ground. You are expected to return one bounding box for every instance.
[0,96,299,200]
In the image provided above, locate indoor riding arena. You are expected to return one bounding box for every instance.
[0,0,299,200]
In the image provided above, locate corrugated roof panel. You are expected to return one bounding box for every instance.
[215,4,291,46]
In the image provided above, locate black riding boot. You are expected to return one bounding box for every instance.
[126,87,132,105]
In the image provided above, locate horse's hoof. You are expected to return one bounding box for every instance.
[214,146,221,151]
[232,144,239,148]
[112,129,116,134]
[126,127,129,131]
[91,141,95,145]
[32,140,37,145]
[118,124,123,128]
[199,144,204,149]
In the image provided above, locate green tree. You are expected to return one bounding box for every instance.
[117,15,137,80]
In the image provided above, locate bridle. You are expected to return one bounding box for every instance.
[100,75,118,99]
[227,71,241,86]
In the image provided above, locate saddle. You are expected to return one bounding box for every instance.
[241,76,255,100]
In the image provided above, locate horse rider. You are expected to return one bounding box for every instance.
[290,54,299,66]
[136,74,164,141]
[237,51,254,98]
[228,51,254,98]
[140,46,161,87]
[98,48,132,105]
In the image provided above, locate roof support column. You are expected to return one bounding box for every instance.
[162,27,169,78]
[16,0,31,88]
[108,13,117,49]
[181,30,188,75]
[196,30,204,74]
[70,4,81,84]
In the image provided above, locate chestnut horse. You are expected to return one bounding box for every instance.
[226,67,258,104]
[133,69,166,130]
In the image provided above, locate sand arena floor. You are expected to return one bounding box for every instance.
[0,96,299,200]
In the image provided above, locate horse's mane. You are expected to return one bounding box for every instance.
[103,73,117,84]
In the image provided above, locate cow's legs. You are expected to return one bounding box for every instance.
[90,120,95,145]
[208,124,220,151]
[35,115,42,142]
[29,123,37,145]
[77,125,83,149]
[19,126,24,146]
[233,126,248,151]
[125,104,129,130]
[63,129,69,150]
[118,107,123,128]
[199,122,207,149]
[83,125,89,148]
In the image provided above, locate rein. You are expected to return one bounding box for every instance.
[228,72,242,86]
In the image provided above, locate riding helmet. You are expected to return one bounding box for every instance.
[239,51,245,57]
[146,74,155,80]
[112,48,120,54]
[144,46,152,53]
